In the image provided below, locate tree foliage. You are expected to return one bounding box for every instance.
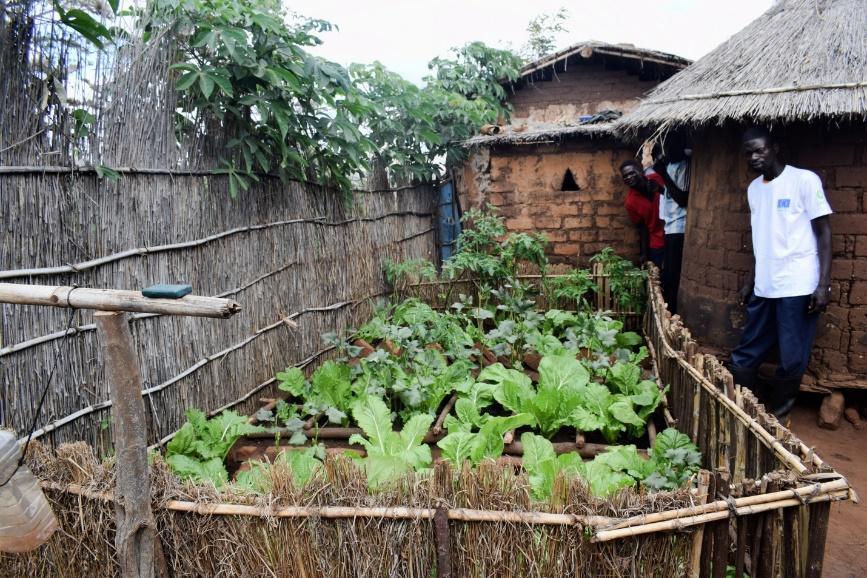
[146,0,521,194]
[521,7,570,62]
[147,0,375,195]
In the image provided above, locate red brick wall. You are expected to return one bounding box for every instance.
[509,63,663,123]
[456,139,640,264]
[678,123,867,384]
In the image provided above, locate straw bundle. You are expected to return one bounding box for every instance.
[620,0,867,130]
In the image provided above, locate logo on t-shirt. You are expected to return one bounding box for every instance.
[777,198,791,209]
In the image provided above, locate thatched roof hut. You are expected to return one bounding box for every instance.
[618,0,867,391]
[621,0,866,130]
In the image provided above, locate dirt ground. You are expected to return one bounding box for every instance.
[789,394,866,578]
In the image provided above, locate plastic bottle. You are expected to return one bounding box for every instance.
[0,430,58,552]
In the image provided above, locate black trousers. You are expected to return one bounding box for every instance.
[663,233,684,314]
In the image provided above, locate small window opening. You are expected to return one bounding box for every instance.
[561,169,580,191]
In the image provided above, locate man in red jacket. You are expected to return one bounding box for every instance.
[620,160,666,267]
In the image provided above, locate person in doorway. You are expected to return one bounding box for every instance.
[620,160,665,267]
[729,127,832,421]
[652,135,690,314]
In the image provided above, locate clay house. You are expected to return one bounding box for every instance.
[620,0,867,393]
[455,41,690,264]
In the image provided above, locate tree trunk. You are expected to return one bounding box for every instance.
[367,154,390,191]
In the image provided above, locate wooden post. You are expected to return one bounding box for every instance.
[804,501,831,578]
[96,312,167,578]
[711,470,731,578]
[434,507,452,578]
[688,471,711,578]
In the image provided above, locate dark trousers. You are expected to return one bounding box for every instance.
[649,247,664,268]
[730,294,818,378]
[662,233,684,314]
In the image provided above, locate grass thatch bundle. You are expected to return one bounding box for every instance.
[620,0,867,130]
[0,441,695,578]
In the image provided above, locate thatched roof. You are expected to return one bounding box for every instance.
[463,122,616,148]
[621,0,867,130]
[517,41,690,81]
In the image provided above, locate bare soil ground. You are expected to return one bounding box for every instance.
[790,394,866,578]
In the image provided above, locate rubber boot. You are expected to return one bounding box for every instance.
[729,366,766,402]
[768,375,802,422]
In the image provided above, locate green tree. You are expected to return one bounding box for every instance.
[147,0,376,196]
[522,7,570,62]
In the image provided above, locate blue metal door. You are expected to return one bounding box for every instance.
[437,180,461,263]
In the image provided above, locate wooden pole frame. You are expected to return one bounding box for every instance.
[95,312,168,578]
[0,285,240,577]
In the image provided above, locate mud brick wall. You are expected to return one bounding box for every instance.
[456,138,640,265]
[679,123,867,386]
[509,61,663,124]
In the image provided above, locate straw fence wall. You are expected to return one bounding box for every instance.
[0,173,437,451]
[0,3,439,450]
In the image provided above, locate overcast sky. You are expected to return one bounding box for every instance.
[286,0,774,84]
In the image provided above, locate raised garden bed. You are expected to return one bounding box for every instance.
[0,215,854,578]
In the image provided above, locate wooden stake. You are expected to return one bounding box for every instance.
[688,471,711,578]
[712,470,730,578]
[434,507,452,578]
[804,501,831,578]
[95,312,167,578]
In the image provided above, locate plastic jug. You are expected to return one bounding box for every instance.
[0,430,58,552]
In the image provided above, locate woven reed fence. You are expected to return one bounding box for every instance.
[0,174,437,452]
[0,2,438,451]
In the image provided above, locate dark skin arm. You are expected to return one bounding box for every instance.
[738,261,755,306]
[637,224,649,265]
[808,215,832,313]
[652,159,689,207]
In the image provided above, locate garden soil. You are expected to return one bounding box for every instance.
[790,397,867,578]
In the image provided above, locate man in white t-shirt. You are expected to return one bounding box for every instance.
[729,127,833,420]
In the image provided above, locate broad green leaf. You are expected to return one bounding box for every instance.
[276,367,306,396]
[594,445,651,479]
[520,432,555,469]
[582,460,636,497]
[437,432,475,465]
[538,355,589,392]
[652,428,696,463]
[176,71,199,91]
[608,398,645,428]
[400,413,434,451]
[199,74,215,99]
[350,396,392,452]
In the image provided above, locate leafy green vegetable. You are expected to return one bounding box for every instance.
[348,397,434,489]
[234,445,324,493]
[520,429,701,499]
[482,355,590,438]
[165,409,263,487]
[644,429,702,491]
[438,414,534,466]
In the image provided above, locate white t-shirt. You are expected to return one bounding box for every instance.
[747,165,832,298]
